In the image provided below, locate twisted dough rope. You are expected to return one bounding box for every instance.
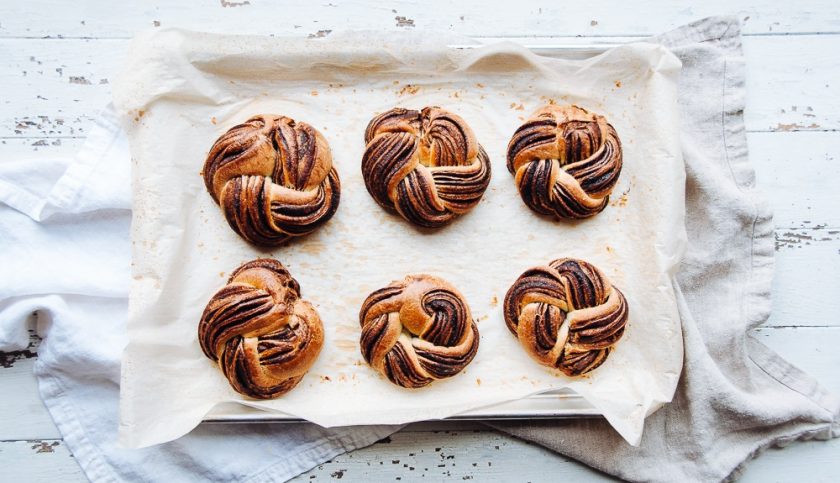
[359,275,480,388]
[362,106,491,228]
[198,259,324,399]
[507,105,623,219]
[503,258,628,376]
[203,115,340,246]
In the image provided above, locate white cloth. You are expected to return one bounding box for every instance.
[0,108,396,482]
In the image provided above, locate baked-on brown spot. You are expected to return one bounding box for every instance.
[506,105,622,219]
[503,258,628,376]
[203,115,340,246]
[359,275,479,388]
[361,107,491,228]
[198,258,324,399]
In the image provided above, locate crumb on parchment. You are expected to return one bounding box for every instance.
[398,84,420,96]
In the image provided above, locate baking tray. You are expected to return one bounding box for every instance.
[204,40,621,425]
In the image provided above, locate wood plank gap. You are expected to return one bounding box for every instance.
[2,31,840,41]
[0,438,62,443]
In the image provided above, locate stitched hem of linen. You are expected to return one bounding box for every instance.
[36,368,121,483]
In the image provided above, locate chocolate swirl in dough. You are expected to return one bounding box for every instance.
[361,107,491,228]
[507,105,622,219]
[198,258,324,399]
[503,258,628,376]
[203,115,340,246]
[359,275,480,388]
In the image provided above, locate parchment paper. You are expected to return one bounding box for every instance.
[114,29,685,449]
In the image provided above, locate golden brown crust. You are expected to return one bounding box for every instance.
[203,115,340,246]
[506,105,622,219]
[198,258,324,399]
[503,258,628,376]
[361,107,491,228]
[359,274,479,388]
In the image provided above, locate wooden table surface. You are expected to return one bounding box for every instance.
[1,1,838,481]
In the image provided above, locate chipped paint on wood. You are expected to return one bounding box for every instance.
[775,227,840,251]
[308,30,332,39]
[768,230,840,327]
[395,16,415,28]
[219,0,250,7]
[0,137,84,156]
[30,441,60,453]
[68,76,91,85]
[0,329,40,368]
[0,348,38,368]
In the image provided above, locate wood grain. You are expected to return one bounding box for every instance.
[0,0,839,39]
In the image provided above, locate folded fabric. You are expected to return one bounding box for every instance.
[489,16,840,483]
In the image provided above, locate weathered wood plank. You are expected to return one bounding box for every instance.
[0,35,838,140]
[2,433,837,483]
[0,440,85,482]
[768,230,840,328]
[1,431,836,483]
[751,131,840,229]
[0,357,61,440]
[740,438,840,483]
[289,432,840,482]
[0,38,120,140]
[292,429,617,482]
[0,325,61,441]
[0,0,839,39]
[0,137,84,159]
[742,35,840,132]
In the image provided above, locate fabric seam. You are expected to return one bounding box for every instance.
[37,369,121,483]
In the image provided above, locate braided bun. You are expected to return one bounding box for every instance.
[359,274,479,388]
[198,259,323,398]
[362,107,491,228]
